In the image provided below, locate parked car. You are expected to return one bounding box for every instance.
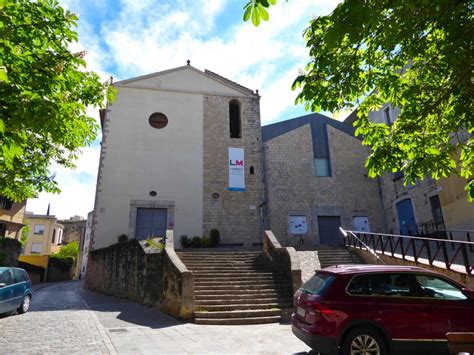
[0,267,32,316]
[292,264,474,355]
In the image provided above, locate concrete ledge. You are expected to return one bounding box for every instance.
[263,230,302,294]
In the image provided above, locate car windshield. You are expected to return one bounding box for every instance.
[301,273,335,295]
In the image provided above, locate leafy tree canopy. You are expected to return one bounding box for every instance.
[0,0,115,202]
[244,0,474,201]
[52,240,79,261]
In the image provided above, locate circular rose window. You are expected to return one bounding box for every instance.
[149,112,168,129]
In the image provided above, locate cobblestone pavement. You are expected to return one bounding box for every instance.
[0,282,114,354]
[0,281,312,355]
[296,251,321,283]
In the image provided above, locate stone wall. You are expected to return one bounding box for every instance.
[0,237,21,266]
[263,230,302,293]
[85,233,194,320]
[264,124,385,246]
[202,94,264,245]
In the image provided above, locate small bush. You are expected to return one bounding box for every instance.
[117,234,128,243]
[201,236,211,247]
[210,229,220,247]
[190,236,202,248]
[180,235,191,248]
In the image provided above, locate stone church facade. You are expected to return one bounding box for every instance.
[91,64,264,250]
[90,64,392,250]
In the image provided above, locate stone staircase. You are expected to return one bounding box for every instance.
[317,247,365,269]
[177,251,294,325]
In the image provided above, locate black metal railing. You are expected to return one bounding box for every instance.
[340,229,474,275]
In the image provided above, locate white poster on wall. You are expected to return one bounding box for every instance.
[289,215,308,235]
[228,147,245,191]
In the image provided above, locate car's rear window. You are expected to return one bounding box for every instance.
[301,273,335,295]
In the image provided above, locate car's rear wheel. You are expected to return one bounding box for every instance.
[342,327,387,355]
[17,294,31,314]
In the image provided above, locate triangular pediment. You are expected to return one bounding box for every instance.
[116,66,255,97]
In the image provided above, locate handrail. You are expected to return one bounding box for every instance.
[342,229,473,275]
[347,230,474,245]
[339,227,386,265]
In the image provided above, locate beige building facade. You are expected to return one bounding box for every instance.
[23,213,64,256]
[0,196,26,240]
[91,64,263,249]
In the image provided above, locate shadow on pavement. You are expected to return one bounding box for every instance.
[27,280,182,329]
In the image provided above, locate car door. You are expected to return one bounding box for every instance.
[0,269,15,313]
[366,273,435,354]
[414,274,474,353]
[11,268,27,309]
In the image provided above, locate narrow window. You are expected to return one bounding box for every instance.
[315,158,330,177]
[52,229,56,244]
[229,100,241,138]
[383,107,392,125]
[249,166,255,175]
[31,242,42,254]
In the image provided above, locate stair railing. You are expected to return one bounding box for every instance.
[341,229,474,275]
[339,227,386,265]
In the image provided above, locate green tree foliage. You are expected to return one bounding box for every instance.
[0,0,115,201]
[20,224,29,247]
[245,0,474,201]
[52,240,79,261]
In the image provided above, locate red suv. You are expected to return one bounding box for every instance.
[292,265,474,355]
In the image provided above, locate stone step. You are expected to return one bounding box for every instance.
[188,267,276,273]
[177,252,262,257]
[194,315,281,325]
[195,303,292,312]
[195,292,291,300]
[194,280,291,287]
[196,296,293,306]
[192,271,279,278]
[194,276,288,282]
[195,309,281,319]
[194,283,291,291]
[195,288,292,296]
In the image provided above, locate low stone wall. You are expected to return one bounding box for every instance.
[352,248,474,289]
[161,230,194,319]
[263,230,302,293]
[85,231,194,320]
[0,237,21,266]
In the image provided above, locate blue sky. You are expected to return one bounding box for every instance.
[26,0,342,219]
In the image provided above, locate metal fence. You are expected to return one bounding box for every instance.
[340,229,474,275]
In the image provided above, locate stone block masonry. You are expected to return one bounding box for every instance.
[202,94,264,246]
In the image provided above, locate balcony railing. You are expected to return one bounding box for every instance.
[340,229,474,275]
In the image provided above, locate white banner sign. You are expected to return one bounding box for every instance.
[228,148,245,192]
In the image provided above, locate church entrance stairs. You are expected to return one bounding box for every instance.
[177,251,294,325]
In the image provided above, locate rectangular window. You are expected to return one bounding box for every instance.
[383,107,392,125]
[31,242,42,254]
[34,224,45,235]
[315,158,330,177]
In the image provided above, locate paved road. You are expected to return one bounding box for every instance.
[0,281,312,355]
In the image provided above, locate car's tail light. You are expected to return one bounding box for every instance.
[312,301,334,316]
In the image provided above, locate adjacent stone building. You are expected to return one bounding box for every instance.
[91,64,264,249]
[262,114,385,246]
